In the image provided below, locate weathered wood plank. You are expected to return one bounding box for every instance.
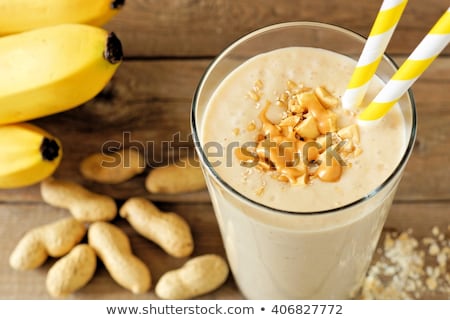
[0,202,239,300]
[0,0,447,301]
[384,202,450,237]
[0,202,448,299]
[104,0,450,57]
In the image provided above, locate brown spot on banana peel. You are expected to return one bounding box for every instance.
[104,32,123,64]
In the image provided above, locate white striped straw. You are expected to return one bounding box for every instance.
[359,7,450,121]
[342,0,408,109]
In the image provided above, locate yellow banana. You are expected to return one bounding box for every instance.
[0,0,125,36]
[0,123,62,189]
[0,24,123,125]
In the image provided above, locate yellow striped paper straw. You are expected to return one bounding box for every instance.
[342,0,408,109]
[359,7,450,121]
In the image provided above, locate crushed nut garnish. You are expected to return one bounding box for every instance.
[255,181,266,196]
[236,80,361,185]
[247,79,263,102]
[247,121,256,132]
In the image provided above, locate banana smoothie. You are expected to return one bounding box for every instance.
[201,47,406,212]
[193,23,415,299]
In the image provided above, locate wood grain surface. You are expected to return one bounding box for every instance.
[0,0,449,300]
[104,0,450,57]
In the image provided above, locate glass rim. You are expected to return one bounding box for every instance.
[191,21,417,216]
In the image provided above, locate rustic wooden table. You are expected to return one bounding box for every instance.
[1,0,449,300]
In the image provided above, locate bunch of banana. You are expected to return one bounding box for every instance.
[0,1,125,189]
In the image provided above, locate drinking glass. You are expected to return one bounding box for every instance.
[191,22,416,299]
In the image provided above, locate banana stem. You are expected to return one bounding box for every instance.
[111,0,126,9]
[40,138,61,161]
[104,32,123,64]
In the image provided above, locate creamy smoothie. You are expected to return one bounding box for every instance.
[193,23,415,300]
[201,47,406,212]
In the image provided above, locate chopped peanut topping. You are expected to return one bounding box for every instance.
[248,90,260,102]
[254,79,263,90]
[338,124,360,144]
[315,86,340,109]
[295,116,320,139]
[247,80,263,102]
[235,80,363,185]
[247,121,257,132]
